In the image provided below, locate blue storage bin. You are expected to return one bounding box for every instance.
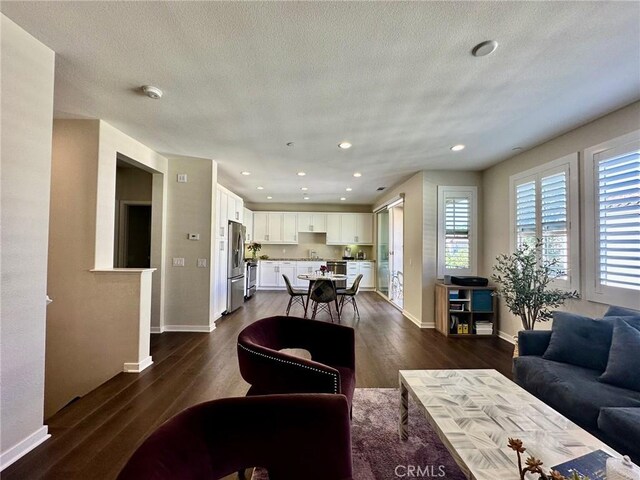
[472,290,493,312]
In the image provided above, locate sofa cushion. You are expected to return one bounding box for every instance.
[598,407,640,459]
[514,356,640,429]
[599,321,640,392]
[543,311,613,371]
[605,305,640,317]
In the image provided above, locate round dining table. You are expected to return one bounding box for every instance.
[296,273,348,318]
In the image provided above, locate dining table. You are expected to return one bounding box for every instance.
[296,273,348,318]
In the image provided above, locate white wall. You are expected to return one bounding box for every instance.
[0,14,55,469]
[482,101,640,338]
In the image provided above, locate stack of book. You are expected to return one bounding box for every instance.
[475,321,493,335]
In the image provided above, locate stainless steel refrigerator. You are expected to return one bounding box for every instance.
[227,220,246,313]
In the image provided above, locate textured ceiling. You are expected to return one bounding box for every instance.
[2,1,639,204]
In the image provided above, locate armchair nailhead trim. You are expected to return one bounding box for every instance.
[238,343,339,394]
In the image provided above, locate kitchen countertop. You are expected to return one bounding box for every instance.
[254,258,375,262]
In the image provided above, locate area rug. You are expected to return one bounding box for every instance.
[253,388,465,479]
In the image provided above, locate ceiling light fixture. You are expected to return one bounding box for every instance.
[241,171,251,175]
[303,197,310,200]
[338,142,352,149]
[346,187,352,192]
[353,172,362,178]
[141,85,163,99]
[340,197,346,201]
[301,187,308,191]
[267,196,273,199]
[257,186,264,190]
[286,142,295,147]
[472,40,498,57]
[297,172,306,176]
[450,144,465,152]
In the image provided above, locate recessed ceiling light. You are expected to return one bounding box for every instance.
[303,197,310,200]
[301,187,308,191]
[266,196,273,199]
[353,172,362,178]
[241,171,251,175]
[257,186,264,190]
[340,197,346,201]
[512,147,523,151]
[346,187,352,192]
[450,144,465,152]
[338,142,352,149]
[472,40,498,57]
[141,85,163,99]
[297,172,306,176]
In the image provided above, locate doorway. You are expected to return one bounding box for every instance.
[118,202,152,268]
[376,198,404,308]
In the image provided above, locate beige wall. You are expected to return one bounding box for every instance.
[115,165,153,202]
[0,14,55,465]
[164,157,217,329]
[46,120,156,417]
[481,101,640,338]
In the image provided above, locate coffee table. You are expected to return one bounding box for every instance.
[399,369,619,480]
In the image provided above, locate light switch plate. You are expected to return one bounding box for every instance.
[197,258,207,268]
[177,173,188,183]
[172,257,185,267]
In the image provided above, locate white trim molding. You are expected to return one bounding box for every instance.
[498,330,517,345]
[123,356,153,373]
[402,310,435,329]
[437,186,478,278]
[163,324,216,333]
[150,326,164,334]
[0,426,50,471]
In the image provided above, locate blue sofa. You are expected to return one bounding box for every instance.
[513,306,640,462]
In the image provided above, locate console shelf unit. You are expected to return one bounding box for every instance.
[435,283,497,338]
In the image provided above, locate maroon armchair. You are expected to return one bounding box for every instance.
[237,316,356,408]
[118,394,353,480]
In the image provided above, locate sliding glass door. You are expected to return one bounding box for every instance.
[376,200,404,308]
[376,209,389,298]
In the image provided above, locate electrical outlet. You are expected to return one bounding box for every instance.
[188,233,200,241]
[172,257,185,267]
[197,258,207,268]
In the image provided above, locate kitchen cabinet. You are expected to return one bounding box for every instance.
[214,238,228,317]
[216,185,244,238]
[294,261,325,288]
[279,261,296,286]
[346,261,375,290]
[252,212,298,244]
[258,261,280,288]
[297,213,327,233]
[243,207,253,243]
[326,213,374,245]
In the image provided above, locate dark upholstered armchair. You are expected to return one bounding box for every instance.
[118,394,353,480]
[237,315,356,408]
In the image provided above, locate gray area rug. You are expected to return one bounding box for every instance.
[253,388,465,479]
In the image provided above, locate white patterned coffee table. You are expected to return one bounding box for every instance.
[399,369,619,480]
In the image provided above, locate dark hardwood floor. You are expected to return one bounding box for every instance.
[3,291,514,479]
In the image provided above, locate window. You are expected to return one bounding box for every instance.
[509,153,579,290]
[584,131,640,308]
[437,186,477,278]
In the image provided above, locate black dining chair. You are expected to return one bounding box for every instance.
[337,274,363,319]
[282,274,306,316]
[309,278,341,322]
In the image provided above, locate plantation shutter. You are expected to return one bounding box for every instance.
[444,195,470,270]
[515,180,536,248]
[596,150,640,291]
[541,171,569,278]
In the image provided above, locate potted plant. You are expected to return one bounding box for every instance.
[247,242,262,260]
[492,239,579,342]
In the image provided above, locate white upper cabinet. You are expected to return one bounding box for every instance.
[216,184,244,238]
[326,213,374,245]
[252,212,298,244]
[216,188,228,238]
[243,207,253,243]
[297,213,327,233]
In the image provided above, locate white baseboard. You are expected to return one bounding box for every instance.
[402,310,434,329]
[162,324,216,333]
[150,326,164,334]
[0,426,50,471]
[123,356,153,373]
[498,330,517,344]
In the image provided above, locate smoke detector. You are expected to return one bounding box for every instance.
[141,85,163,99]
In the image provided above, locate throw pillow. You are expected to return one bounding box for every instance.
[599,321,640,392]
[605,305,640,317]
[543,311,613,371]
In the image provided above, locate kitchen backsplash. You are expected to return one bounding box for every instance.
[246,233,374,260]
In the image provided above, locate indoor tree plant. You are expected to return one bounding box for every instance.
[492,239,579,331]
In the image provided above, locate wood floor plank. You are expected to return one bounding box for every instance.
[3,291,514,479]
